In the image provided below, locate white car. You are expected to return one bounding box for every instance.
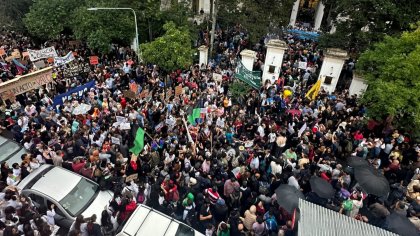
[0,135,28,166]
[18,164,113,229]
[117,204,204,236]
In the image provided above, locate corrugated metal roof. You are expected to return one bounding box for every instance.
[297,199,398,236]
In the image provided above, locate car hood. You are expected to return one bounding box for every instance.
[82,190,113,223]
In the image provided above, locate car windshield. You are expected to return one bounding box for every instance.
[0,139,21,162]
[59,178,98,216]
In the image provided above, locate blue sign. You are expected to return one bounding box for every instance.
[53,80,95,106]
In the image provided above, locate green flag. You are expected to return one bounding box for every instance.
[187,108,201,125]
[130,127,145,155]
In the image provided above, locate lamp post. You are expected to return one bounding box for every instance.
[87,7,140,59]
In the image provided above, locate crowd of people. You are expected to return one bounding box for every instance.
[0,22,419,236]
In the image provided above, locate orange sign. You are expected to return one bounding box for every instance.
[72,51,78,56]
[90,56,99,65]
[0,48,5,56]
[47,58,54,64]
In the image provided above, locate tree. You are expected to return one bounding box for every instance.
[24,0,82,39]
[218,0,295,44]
[141,21,195,72]
[0,0,32,30]
[319,0,420,52]
[357,23,420,134]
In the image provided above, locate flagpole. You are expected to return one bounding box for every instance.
[182,117,193,143]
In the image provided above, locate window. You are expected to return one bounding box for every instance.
[324,76,333,85]
[268,65,276,74]
[59,178,98,216]
[28,194,45,208]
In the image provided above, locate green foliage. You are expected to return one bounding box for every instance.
[357,23,420,133]
[0,0,32,30]
[319,0,420,52]
[141,21,194,72]
[218,0,295,43]
[24,0,82,39]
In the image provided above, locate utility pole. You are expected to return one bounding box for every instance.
[209,0,217,59]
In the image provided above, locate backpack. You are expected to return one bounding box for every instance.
[137,192,145,204]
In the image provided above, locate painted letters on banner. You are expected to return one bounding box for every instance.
[52,80,96,106]
[54,52,75,67]
[0,67,53,100]
[27,47,58,61]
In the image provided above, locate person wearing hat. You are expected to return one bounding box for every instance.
[240,205,257,231]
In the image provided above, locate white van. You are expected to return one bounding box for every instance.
[117,204,204,236]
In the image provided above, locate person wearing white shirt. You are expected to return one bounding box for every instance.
[46,204,56,225]
[6,170,18,186]
[270,159,283,175]
[288,173,300,190]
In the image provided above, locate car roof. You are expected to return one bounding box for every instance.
[120,204,204,236]
[18,165,81,201]
[0,135,27,165]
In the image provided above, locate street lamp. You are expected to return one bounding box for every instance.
[87,7,140,59]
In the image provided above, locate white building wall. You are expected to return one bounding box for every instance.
[349,75,368,96]
[262,40,287,85]
[318,57,345,93]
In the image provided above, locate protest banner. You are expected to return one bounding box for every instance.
[0,48,5,56]
[175,85,183,96]
[89,56,99,65]
[0,67,53,100]
[52,80,95,106]
[54,52,75,67]
[27,46,58,61]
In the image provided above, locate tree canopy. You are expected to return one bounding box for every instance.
[319,0,420,52]
[23,0,196,53]
[218,0,295,43]
[357,23,420,134]
[141,21,194,72]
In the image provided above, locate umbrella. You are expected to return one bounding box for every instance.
[275,184,304,213]
[385,213,419,236]
[347,156,369,168]
[72,103,92,115]
[354,166,390,197]
[309,176,335,199]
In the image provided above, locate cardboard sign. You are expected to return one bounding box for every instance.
[34,60,46,69]
[298,61,307,70]
[175,85,183,96]
[0,67,53,100]
[0,48,5,56]
[69,40,81,46]
[5,56,14,62]
[90,56,99,65]
[125,173,138,182]
[111,137,120,145]
[139,89,149,99]
[123,90,136,99]
[213,73,223,82]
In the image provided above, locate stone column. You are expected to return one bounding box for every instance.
[349,73,368,96]
[262,40,287,85]
[240,50,257,71]
[314,1,325,30]
[198,45,208,66]
[289,0,300,26]
[318,48,348,94]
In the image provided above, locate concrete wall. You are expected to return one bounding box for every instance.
[349,75,368,96]
[318,57,345,93]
